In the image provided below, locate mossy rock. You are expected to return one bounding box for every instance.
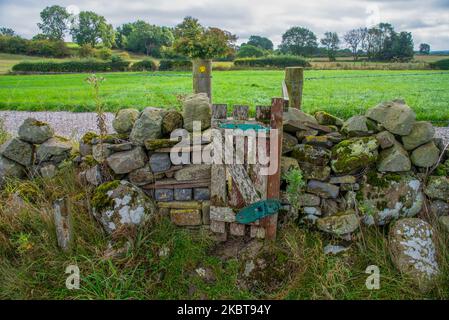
[81,131,99,145]
[314,111,343,126]
[331,137,379,174]
[144,138,180,151]
[91,180,121,211]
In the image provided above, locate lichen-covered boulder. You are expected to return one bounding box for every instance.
[174,164,211,181]
[314,111,343,126]
[36,137,72,164]
[0,155,25,186]
[282,132,298,154]
[302,135,334,149]
[284,108,317,125]
[129,166,155,186]
[389,218,439,292]
[92,143,114,162]
[401,121,435,151]
[280,156,299,178]
[316,210,359,238]
[162,110,183,135]
[291,144,331,166]
[341,115,376,136]
[106,147,147,174]
[359,173,424,226]
[18,118,53,144]
[0,138,33,167]
[430,200,449,217]
[331,137,379,174]
[377,142,411,172]
[410,141,440,168]
[112,108,140,134]
[91,180,157,237]
[130,107,166,145]
[375,131,396,149]
[299,162,331,181]
[424,176,449,201]
[182,93,211,132]
[366,100,416,136]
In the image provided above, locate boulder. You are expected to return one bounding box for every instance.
[18,118,53,144]
[303,206,322,216]
[341,115,373,136]
[92,143,114,162]
[307,180,339,199]
[128,166,155,186]
[107,142,134,152]
[375,131,396,149]
[106,147,147,174]
[280,156,299,178]
[296,129,318,140]
[298,193,321,206]
[302,135,334,149]
[112,108,140,134]
[299,162,331,181]
[401,121,435,151]
[0,155,25,186]
[282,132,298,154]
[182,93,211,132]
[36,137,72,164]
[284,109,318,133]
[149,153,171,173]
[439,216,449,233]
[84,165,103,186]
[410,142,440,168]
[174,164,211,181]
[316,210,359,238]
[291,144,331,166]
[424,176,449,201]
[40,163,56,179]
[360,173,424,226]
[430,200,449,217]
[314,111,343,126]
[330,137,379,174]
[91,180,156,237]
[329,175,357,184]
[377,142,411,172]
[79,132,98,156]
[0,138,33,167]
[389,218,439,292]
[162,110,183,135]
[130,107,166,145]
[365,100,416,136]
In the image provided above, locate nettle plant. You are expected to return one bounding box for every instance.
[283,168,306,211]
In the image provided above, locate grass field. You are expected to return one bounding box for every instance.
[1,69,448,123]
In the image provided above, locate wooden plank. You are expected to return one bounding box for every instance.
[226,164,261,205]
[53,197,73,252]
[211,164,227,206]
[142,179,210,189]
[212,104,228,120]
[256,105,271,124]
[210,206,235,222]
[260,97,283,241]
[232,105,249,120]
[284,67,304,109]
[193,59,212,99]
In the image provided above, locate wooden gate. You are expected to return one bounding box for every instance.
[209,98,283,241]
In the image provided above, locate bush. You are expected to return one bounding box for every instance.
[0,35,70,58]
[12,59,130,73]
[131,59,158,71]
[234,55,311,69]
[78,44,95,58]
[236,44,265,58]
[430,59,449,70]
[159,59,192,71]
[96,47,112,60]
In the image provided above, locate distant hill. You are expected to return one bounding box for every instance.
[430,50,449,55]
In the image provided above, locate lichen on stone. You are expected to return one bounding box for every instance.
[91,180,121,210]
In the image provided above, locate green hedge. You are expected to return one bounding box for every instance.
[131,59,158,71]
[12,59,130,73]
[234,55,311,68]
[430,59,449,70]
[159,59,192,71]
[0,35,70,58]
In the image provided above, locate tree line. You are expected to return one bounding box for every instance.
[0,5,433,61]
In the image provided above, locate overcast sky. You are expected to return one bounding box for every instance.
[1,0,449,50]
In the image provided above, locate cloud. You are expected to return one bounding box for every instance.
[0,0,448,49]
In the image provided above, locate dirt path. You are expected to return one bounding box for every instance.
[1,111,448,144]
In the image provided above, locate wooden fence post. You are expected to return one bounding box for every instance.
[193,59,212,100]
[54,197,73,252]
[284,67,304,109]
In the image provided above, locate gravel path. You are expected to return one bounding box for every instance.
[1,111,448,144]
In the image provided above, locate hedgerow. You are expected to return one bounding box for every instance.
[11,59,130,73]
[234,55,311,68]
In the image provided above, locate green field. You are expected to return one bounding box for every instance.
[1,69,449,123]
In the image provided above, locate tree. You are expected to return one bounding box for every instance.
[391,31,414,61]
[0,27,15,36]
[173,16,237,59]
[280,27,318,56]
[344,28,365,60]
[320,32,340,61]
[115,23,135,49]
[37,5,70,40]
[419,43,430,55]
[236,44,265,58]
[70,11,115,48]
[247,35,273,51]
[126,20,174,56]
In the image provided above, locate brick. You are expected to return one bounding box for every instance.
[194,188,210,200]
[154,188,174,201]
[170,209,202,226]
[229,223,245,236]
[210,206,235,222]
[210,220,226,233]
[250,226,266,239]
[174,188,193,201]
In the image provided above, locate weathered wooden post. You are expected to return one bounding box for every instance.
[54,197,73,252]
[192,59,212,100]
[283,67,304,109]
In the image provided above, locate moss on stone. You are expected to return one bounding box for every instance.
[82,131,99,145]
[83,155,98,167]
[30,119,48,127]
[91,180,120,210]
[331,137,378,173]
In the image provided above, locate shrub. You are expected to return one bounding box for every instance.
[96,47,112,60]
[236,44,265,58]
[159,59,192,71]
[131,59,158,71]
[234,55,311,69]
[78,44,95,58]
[0,35,70,58]
[430,59,449,70]
[11,59,130,73]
